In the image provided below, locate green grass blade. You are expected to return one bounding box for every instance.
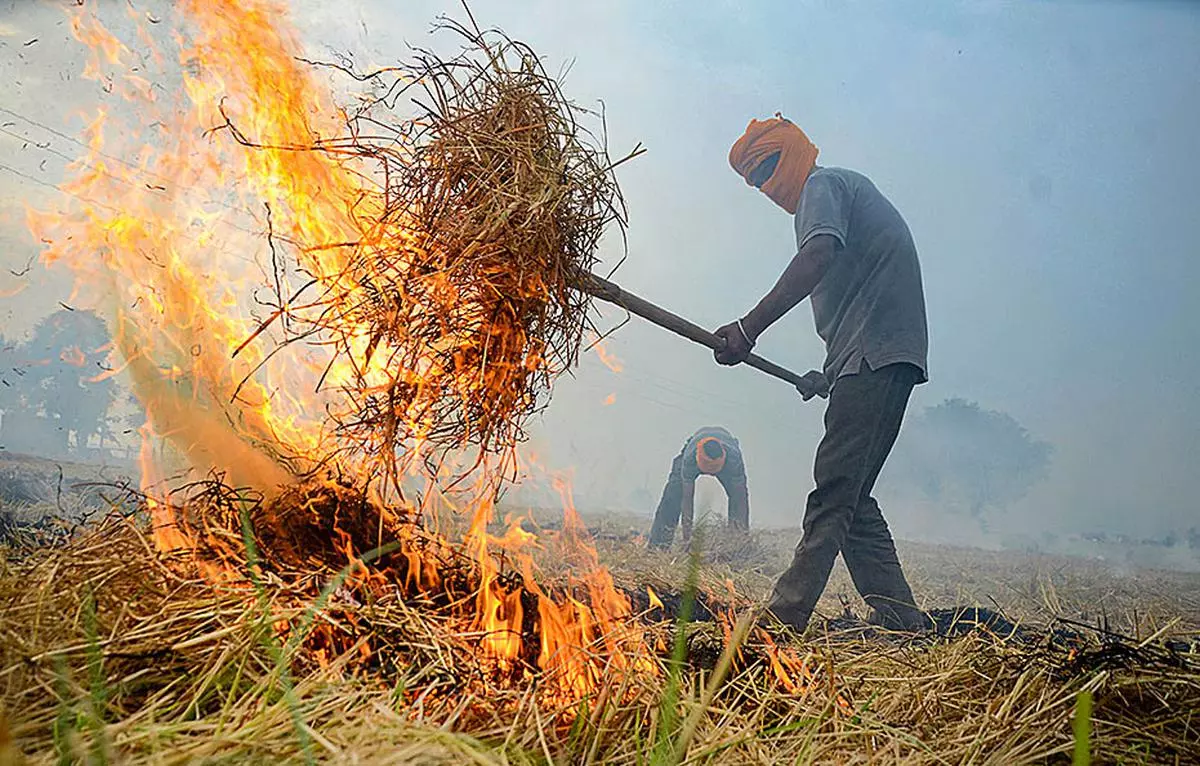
[1072,690,1092,766]
[650,536,701,765]
[81,585,109,765]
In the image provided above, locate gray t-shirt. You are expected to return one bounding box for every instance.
[794,166,929,385]
[679,426,746,484]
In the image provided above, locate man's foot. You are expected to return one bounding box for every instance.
[763,600,812,635]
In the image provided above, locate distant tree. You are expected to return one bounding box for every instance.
[0,309,116,454]
[889,398,1053,519]
[123,391,147,433]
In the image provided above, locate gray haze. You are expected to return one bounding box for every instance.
[1,2,1198,550]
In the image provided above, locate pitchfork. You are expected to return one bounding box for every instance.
[581,273,829,400]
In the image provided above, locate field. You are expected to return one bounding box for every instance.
[7,3,1196,762]
[2,465,1199,765]
[0,451,137,526]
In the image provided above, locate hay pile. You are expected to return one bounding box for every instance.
[228,17,639,480]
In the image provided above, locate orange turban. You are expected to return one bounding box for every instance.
[695,437,727,475]
[728,115,819,214]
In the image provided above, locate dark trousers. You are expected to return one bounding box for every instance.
[769,362,927,632]
[648,455,687,548]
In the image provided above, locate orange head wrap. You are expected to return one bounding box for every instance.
[728,115,819,214]
[695,437,727,475]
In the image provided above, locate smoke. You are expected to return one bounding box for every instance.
[2,1,1198,560]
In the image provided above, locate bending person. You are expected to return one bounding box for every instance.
[648,427,748,548]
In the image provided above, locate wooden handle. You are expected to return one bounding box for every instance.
[581,272,815,390]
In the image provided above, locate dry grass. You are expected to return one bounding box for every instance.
[597,518,1200,637]
[2,509,1198,765]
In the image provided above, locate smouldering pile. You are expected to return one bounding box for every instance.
[4,512,1200,764]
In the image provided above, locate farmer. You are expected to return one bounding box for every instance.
[713,115,930,632]
[647,426,749,549]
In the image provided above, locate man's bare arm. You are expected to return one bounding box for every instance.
[741,233,838,340]
[713,233,838,365]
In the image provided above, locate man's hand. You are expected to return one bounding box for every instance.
[713,321,755,366]
[796,370,830,401]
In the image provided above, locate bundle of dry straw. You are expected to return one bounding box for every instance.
[232,17,641,480]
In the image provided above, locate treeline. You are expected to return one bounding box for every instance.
[0,309,137,460]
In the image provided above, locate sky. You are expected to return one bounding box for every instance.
[1,0,1197,546]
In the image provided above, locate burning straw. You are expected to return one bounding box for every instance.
[205,15,657,694]
[225,15,641,489]
[4,512,1200,764]
[23,0,655,707]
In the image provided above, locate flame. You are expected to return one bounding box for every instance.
[33,1,349,497]
[457,461,654,696]
[59,346,87,367]
[756,632,854,710]
[33,0,655,702]
[646,585,664,612]
[590,336,624,374]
